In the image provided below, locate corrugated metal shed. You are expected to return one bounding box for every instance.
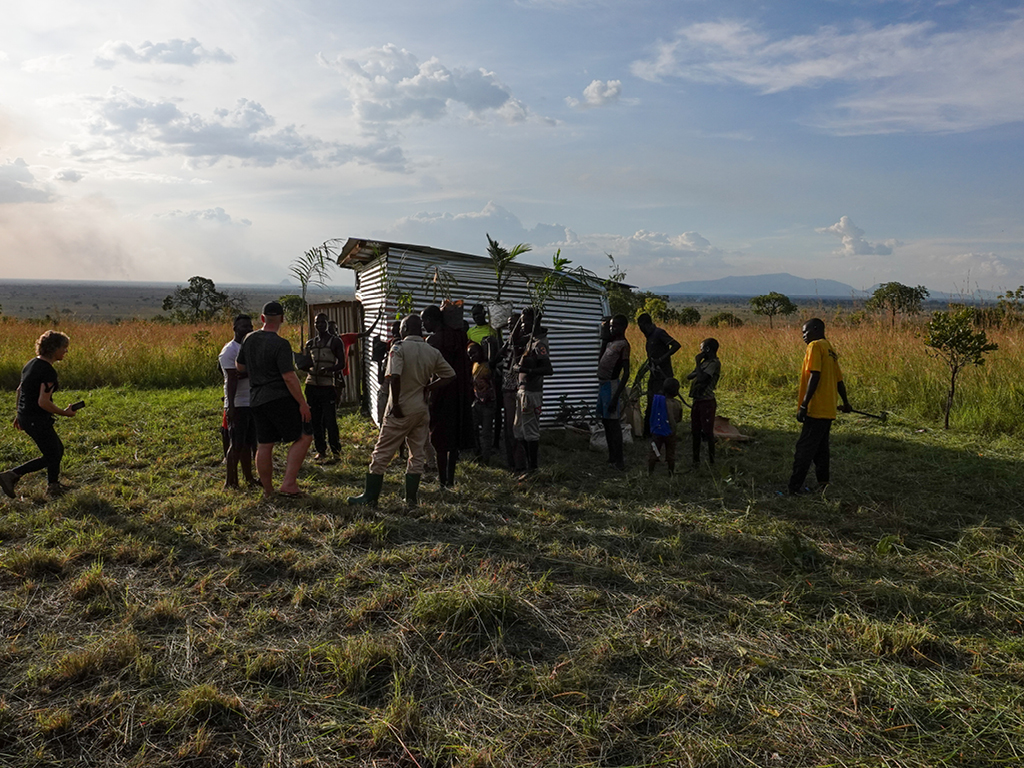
[335,238,611,427]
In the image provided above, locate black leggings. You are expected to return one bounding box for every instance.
[15,419,65,484]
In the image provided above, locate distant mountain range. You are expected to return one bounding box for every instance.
[647,273,862,298]
[645,273,1001,301]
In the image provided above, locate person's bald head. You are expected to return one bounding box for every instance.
[802,318,825,343]
[401,314,423,338]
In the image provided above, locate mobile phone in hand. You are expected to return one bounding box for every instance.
[70,400,86,411]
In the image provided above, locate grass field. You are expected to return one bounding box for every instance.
[1,316,1023,766]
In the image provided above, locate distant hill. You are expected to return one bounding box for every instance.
[647,273,863,298]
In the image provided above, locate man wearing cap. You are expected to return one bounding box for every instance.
[349,314,455,508]
[236,301,313,498]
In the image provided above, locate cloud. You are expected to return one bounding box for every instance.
[384,201,572,253]
[22,55,75,74]
[156,207,252,226]
[566,79,622,109]
[94,38,235,69]
[381,201,726,286]
[631,15,1024,133]
[53,87,407,171]
[319,44,542,129]
[53,169,84,183]
[817,215,900,256]
[0,159,52,204]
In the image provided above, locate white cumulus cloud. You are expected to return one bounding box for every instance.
[631,15,1024,134]
[817,215,900,256]
[319,44,541,128]
[94,38,235,69]
[52,87,408,171]
[381,201,727,286]
[566,79,622,109]
[0,159,52,204]
[156,207,251,226]
[53,169,84,183]
[22,54,75,73]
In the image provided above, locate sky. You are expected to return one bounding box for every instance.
[2,0,1024,293]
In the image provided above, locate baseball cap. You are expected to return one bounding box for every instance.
[262,301,285,317]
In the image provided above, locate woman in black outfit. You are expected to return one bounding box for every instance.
[0,330,76,499]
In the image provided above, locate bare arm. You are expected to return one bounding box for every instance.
[38,381,75,418]
[797,371,821,421]
[661,336,682,364]
[225,369,239,419]
[611,360,630,406]
[837,381,852,412]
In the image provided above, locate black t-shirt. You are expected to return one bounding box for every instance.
[18,357,58,424]
[236,330,294,407]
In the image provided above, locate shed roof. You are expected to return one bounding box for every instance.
[335,237,628,291]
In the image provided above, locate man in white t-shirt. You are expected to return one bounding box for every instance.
[219,314,257,489]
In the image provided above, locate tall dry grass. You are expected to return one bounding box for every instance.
[630,317,1024,434]
[1,316,1019,433]
[0,319,298,390]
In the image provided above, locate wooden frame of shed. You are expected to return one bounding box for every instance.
[335,238,612,427]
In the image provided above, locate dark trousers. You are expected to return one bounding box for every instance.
[305,385,340,455]
[691,398,716,465]
[789,417,832,492]
[15,419,64,484]
[472,400,495,462]
[603,418,625,467]
[648,434,677,473]
[502,390,524,471]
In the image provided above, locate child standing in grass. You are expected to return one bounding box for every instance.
[468,341,496,465]
[687,338,721,468]
[648,377,682,475]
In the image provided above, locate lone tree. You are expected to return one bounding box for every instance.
[867,282,929,328]
[749,291,798,328]
[674,306,701,326]
[162,276,240,323]
[277,295,306,325]
[924,307,998,429]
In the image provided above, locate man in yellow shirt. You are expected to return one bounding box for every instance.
[788,318,852,495]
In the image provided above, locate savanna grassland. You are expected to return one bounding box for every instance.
[2,314,1024,767]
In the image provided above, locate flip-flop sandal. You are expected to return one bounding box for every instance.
[279,490,307,499]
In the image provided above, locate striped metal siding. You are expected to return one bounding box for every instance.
[306,301,363,406]
[353,248,610,427]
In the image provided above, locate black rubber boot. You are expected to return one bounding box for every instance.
[526,441,539,472]
[348,473,384,507]
[404,473,421,508]
[0,470,19,499]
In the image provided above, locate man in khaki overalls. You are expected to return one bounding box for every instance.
[348,314,455,508]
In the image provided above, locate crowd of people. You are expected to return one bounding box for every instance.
[1,301,852,504]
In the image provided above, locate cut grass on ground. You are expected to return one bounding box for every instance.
[2,385,1024,766]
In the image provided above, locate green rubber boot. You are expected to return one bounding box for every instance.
[348,473,384,507]
[404,473,421,508]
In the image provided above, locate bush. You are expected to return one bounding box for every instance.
[706,312,743,328]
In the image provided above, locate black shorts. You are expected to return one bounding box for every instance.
[253,397,303,444]
[228,406,258,448]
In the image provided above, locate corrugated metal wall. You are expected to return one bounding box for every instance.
[305,301,364,406]
[350,246,610,427]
